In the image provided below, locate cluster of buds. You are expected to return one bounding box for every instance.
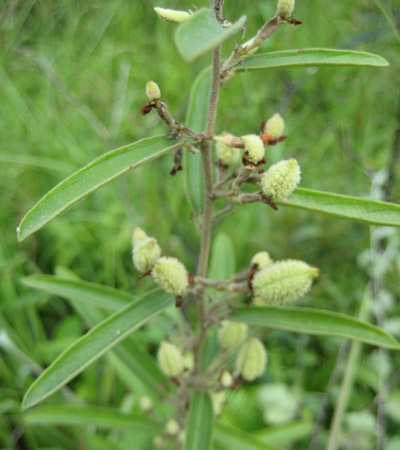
[132,227,189,306]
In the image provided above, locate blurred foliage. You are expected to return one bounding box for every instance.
[0,0,399,448]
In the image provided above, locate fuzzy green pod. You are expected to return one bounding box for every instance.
[133,237,161,273]
[152,256,188,295]
[219,320,248,350]
[242,134,265,164]
[261,159,301,202]
[154,7,191,23]
[236,338,267,381]
[157,341,184,377]
[277,0,295,19]
[145,81,161,101]
[216,133,240,166]
[251,251,273,269]
[252,259,319,305]
[263,113,285,140]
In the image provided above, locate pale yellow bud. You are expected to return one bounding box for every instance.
[154,7,191,23]
[157,341,184,377]
[132,226,148,244]
[277,0,295,19]
[212,392,226,416]
[165,418,180,435]
[152,257,188,295]
[251,251,273,269]
[145,81,161,101]
[138,396,153,412]
[242,135,265,164]
[261,159,301,202]
[219,320,248,350]
[263,113,285,140]
[216,133,240,166]
[252,259,319,305]
[221,371,233,388]
[133,237,161,273]
[236,338,267,381]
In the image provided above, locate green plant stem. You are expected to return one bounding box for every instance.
[194,41,222,375]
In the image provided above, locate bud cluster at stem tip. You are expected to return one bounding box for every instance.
[242,134,265,164]
[152,256,188,295]
[261,159,301,202]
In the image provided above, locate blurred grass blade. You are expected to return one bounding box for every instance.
[17,135,180,241]
[255,421,314,446]
[279,188,400,227]
[24,405,159,433]
[22,275,134,310]
[184,67,211,211]
[185,391,214,450]
[214,424,281,450]
[175,9,246,62]
[231,306,400,349]
[22,291,173,409]
[241,48,389,71]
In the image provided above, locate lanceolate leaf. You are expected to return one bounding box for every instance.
[22,275,134,311]
[22,291,173,409]
[278,188,400,227]
[214,424,281,450]
[185,391,214,450]
[24,405,159,433]
[230,306,400,349]
[175,9,246,62]
[17,136,180,241]
[184,67,211,211]
[240,48,389,71]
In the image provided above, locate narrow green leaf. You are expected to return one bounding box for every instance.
[175,9,246,62]
[255,421,314,445]
[241,48,389,71]
[22,291,173,409]
[230,306,400,349]
[214,424,281,450]
[17,135,179,241]
[22,275,134,310]
[184,67,211,211]
[278,188,400,227]
[185,391,214,450]
[24,405,159,433]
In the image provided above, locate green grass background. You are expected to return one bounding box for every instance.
[1,0,399,448]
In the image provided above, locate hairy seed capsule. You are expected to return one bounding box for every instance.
[251,251,273,269]
[242,134,265,164]
[157,341,184,377]
[236,338,267,381]
[219,320,248,349]
[152,257,188,295]
[216,133,240,166]
[261,159,301,202]
[221,371,233,388]
[133,237,161,273]
[165,418,180,435]
[145,81,161,101]
[263,113,285,140]
[252,259,319,305]
[277,0,295,19]
[154,7,191,23]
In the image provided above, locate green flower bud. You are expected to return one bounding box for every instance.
[236,338,267,381]
[261,159,301,202]
[132,226,148,244]
[133,237,161,273]
[263,113,285,140]
[251,251,273,269]
[277,0,295,19]
[157,341,184,376]
[154,7,191,23]
[242,134,265,164]
[219,320,248,350]
[138,396,153,412]
[221,370,233,388]
[216,133,240,166]
[145,80,161,101]
[165,418,180,435]
[252,259,319,305]
[212,392,226,416]
[152,257,188,295]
